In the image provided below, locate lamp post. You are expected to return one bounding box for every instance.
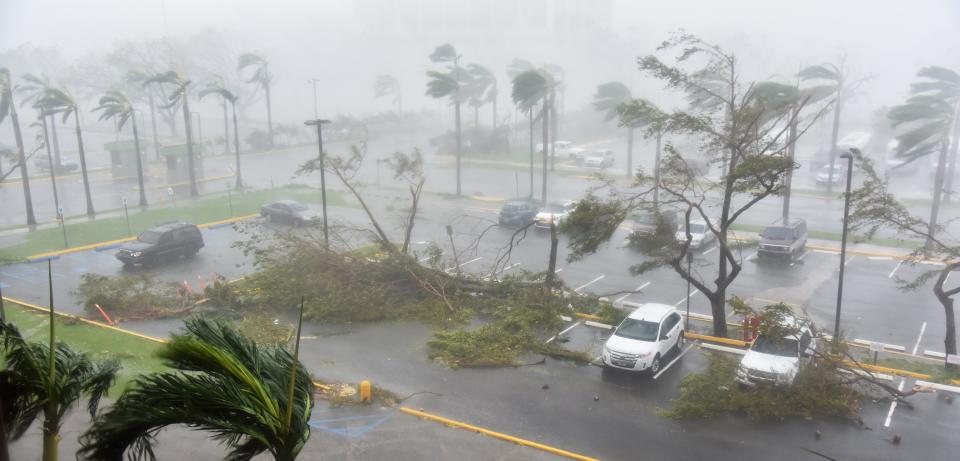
[309,79,321,119]
[685,250,693,330]
[834,148,857,348]
[305,118,331,250]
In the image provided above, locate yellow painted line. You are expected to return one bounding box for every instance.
[466,195,507,203]
[3,296,167,344]
[27,236,137,260]
[686,332,752,348]
[573,312,603,322]
[138,173,236,191]
[196,213,258,229]
[399,407,599,461]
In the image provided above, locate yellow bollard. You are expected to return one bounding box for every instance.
[359,380,372,403]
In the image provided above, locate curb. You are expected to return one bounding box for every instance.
[3,296,167,344]
[399,407,599,461]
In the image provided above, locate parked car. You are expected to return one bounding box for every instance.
[815,163,849,185]
[568,147,588,164]
[260,200,322,226]
[498,198,540,227]
[34,156,79,174]
[674,219,715,250]
[736,317,817,387]
[758,219,808,261]
[537,141,573,158]
[583,150,614,169]
[534,200,576,230]
[631,209,679,238]
[116,222,204,267]
[601,303,685,373]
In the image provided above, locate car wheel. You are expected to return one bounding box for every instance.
[183,246,198,258]
[650,355,661,374]
[674,331,686,352]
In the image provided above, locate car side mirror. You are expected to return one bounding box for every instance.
[660,332,670,341]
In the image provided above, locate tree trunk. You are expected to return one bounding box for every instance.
[73,112,96,216]
[132,116,148,207]
[455,100,462,196]
[541,91,549,204]
[148,92,160,161]
[41,427,58,461]
[10,101,36,225]
[232,103,243,189]
[653,132,662,206]
[265,80,274,147]
[550,88,557,172]
[927,136,950,248]
[783,116,798,221]
[492,95,497,131]
[626,127,634,180]
[474,105,479,131]
[40,116,61,223]
[222,99,230,154]
[545,219,559,289]
[0,373,9,461]
[49,115,61,167]
[826,86,844,194]
[182,93,199,197]
[934,267,958,358]
[942,105,960,204]
[528,110,534,197]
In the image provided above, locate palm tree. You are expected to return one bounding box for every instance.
[34,87,96,216]
[78,317,314,461]
[142,71,198,197]
[512,69,554,204]
[617,98,669,205]
[127,69,165,160]
[544,64,564,171]
[888,66,960,247]
[200,85,243,189]
[0,69,37,225]
[466,64,497,130]
[593,82,635,180]
[507,59,536,194]
[237,53,274,147]
[426,43,465,196]
[373,74,402,113]
[1,263,119,461]
[17,73,63,168]
[93,91,148,206]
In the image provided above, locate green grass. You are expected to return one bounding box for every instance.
[0,186,352,261]
[3,302,167,393]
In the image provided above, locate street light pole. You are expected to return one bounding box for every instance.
[305,118,331,250]
[834,148,856,348]
[309,79,320,119]
[685,250,693,330]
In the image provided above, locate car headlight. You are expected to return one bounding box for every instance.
[131,251,142,257]
[638,351,653,358]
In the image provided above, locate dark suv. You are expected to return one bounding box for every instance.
[498,198,540,227]
[116,222,204,267]
[758,219,807,261]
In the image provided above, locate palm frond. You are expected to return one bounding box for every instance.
[593,81,632,121]
[511,69,551,109]
[425,70,458,99]
[506,58,535,79]
[797,64,840,82]
[429,43,457,63]
[0,68,11,123]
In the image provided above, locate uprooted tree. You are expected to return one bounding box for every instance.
[562,32,829,337]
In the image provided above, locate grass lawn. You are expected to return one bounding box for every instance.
[0,186,352,262]
[2,302,168,393]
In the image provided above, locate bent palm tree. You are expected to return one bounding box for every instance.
[143,71,198,196]
[200,85,243,189]
[593,82,634,179]
[466,64,497,130]
[0,69,36,225]
[78,317,314,461]
[126,69,162,161]
[512,69,553,203]
[373,74,402,113]
[238,53,274,147]
[17,73,63,168]
[34,87,96,216]
[617,98,670,205]
[93,91,148,206]
[426,43,465,196]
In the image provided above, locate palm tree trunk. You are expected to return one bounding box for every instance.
[49,115,61,167]
[10,103,36,225]
[182,93,199,197]
[40,116,62,221]
[927,135,950,248]
[44,262,57,461]
[474,105,479,131]
[492,95,497,131]
[148,92,160,161]
[265,81,274,147]
[550,88,557,172]
[73,111,96,216]
[653,132,662,206]
[222,99,230,155]
[132,116,148,207]
[942,106,960,204]
[455,100,462,196]
[545,219,559,288]
[528,110,534,197]
[826,88,844,194]
[41,428,58,461]
[232,103,243,189]
[783,116,798,221]
[934,268,958,357]
[626,127,634,180]
[541,91,549,204]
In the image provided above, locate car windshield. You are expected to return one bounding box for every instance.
[679,223,706,234]
[503,202,527,212]
[138,230,163,244]
[544,204,566,213]
[614,318,660,341]
[763,227,793,240]
[751,335,799,357]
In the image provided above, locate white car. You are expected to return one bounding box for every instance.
[815,163,849,185]
[602,303,685,373]
[736,318,817,387]
[568,147,588,163]
[583,150,614,169]
[537,141,574,158]
[534,200,576,230]
[674,219,714,250]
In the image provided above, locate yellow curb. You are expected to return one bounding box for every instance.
[466,195,507,203]
[399,407,599,461]
[849,362,935,381]
[686,332,752,348]
[196,213,259,229]
[3,296,167,344]
[573,312,603,322]
[138,173,236,191]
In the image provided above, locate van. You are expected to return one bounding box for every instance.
[758,219,807,261]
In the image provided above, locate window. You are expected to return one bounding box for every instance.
[158,232,173,245]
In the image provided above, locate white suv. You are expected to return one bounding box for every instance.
[602,303,685,373]
[736,318,817,386]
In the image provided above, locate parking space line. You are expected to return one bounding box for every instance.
[444,257,482,273]
[884,379,906,428]
[746,251,757,261]
[702,246,717,255]
[653,342,696,379]
[912,322,927,356]
[674,289,700,306]
[868,256,893,261]
[888,260,904,279]
[615,281,651,304]
[545,321,581,344]
[574,275,606,293]
[844,255,856,267]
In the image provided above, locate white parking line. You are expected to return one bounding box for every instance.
[912,322,927,356]
[946,271,953,286]
[574,275,606,293]
[545,321,581,344]
[884,379,906,427]
[813,249,836,254]
[615,282,651,304]
[746,251,758,261]
[444,257,483,273]
[844,255,856,267]
[702,246,717,255]
[868,256,893,261]
[419,256,431,263]
[674,289,700,306]
[653,343,696,379]
[888,260,904,279]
